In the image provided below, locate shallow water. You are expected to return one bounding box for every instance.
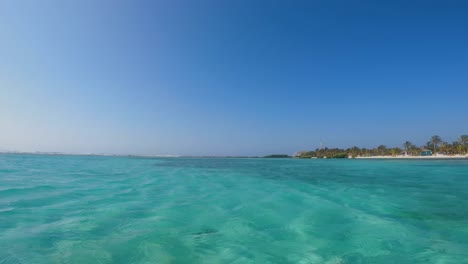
[0,154,467,263]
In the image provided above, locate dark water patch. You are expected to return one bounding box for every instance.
[192,227,218,237]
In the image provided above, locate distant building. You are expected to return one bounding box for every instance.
[420,150,432,156]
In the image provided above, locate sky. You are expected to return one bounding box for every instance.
[1,0,467,156]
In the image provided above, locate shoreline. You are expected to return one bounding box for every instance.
[355,155,468,159]
[1,152,467,160]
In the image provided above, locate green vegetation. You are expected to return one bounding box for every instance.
[429,135,443,153]
[264,154,291,158]
[295,135,468,158]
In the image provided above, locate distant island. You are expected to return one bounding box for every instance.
[263,154,291,158]
[294,135,468,159]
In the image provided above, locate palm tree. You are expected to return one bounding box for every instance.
[459,135,468,153]
[451,141,462,154]
[377,145,387,156]
[403,141,414,155]
[439,141,450,154]
[459,135,468,145]
[390,147,402,156]
[430,135,443,154]
[348,146,361,158]
[403,141,413,151]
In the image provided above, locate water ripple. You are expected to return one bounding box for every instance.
[0,154,467,263]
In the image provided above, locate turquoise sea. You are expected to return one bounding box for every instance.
[0,154,467,263]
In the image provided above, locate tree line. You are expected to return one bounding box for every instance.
[296,135,468,158]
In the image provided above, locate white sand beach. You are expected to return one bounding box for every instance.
[355,154,468,159]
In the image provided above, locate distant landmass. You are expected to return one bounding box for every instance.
[295,135,468,159]
[263,154,291,158]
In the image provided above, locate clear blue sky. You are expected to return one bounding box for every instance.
[1,0,467,156]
